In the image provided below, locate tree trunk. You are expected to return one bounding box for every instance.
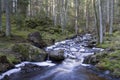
[5,0,11,36]
[93,0,99,42]
[106,0,110,32]
[86,0,89,31]
[53,0,57,26]
[75,0,78,35]
[60,0,64,32]
[98,0,103,43]
[0,0,2,32]
[109,0,114,34]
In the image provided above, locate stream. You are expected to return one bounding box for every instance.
[0,34,111,80]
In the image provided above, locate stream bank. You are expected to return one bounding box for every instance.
[0,34,119,80]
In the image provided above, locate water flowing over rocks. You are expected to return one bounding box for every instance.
[0,34,111,80]
[46,34,100,62]
[0,61,56,80]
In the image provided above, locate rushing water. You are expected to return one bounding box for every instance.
[0,34,109,80]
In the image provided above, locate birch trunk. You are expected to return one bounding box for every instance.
[98,0,103,43]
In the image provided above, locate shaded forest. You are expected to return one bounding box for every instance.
[0,0,120,80]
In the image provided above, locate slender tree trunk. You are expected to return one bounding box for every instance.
[86,0,89,31]
[60,0,64,32]
[29,0,32,17]
[53,0,57,26]
[0,0,2,32]
[98,0,103,43]
[75,0,78,35]
[93,0,99,42]
[64,0,68,29]
[109,0,114,34]
[106,0,110,32]
[5,0,11,36]
[45,0,48,17]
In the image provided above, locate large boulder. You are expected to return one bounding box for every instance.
[12,43,47,61]
[28,32,47,48]
[49,49,65,61]
[83,52,108,65]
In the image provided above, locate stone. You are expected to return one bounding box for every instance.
[87,39,97,48]
[104,70,110,75]
[49,49,65,61]
[21,64,44,73]
[12,43,47,62]
[2,75,10,80]
[28,32,47,48]
[83,52,107,65]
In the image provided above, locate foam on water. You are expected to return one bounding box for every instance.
[0,68,21,79]
[0,61,56,79]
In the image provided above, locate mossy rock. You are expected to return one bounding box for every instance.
[84,51,108,65]
[0,55,14,73]
[12,43,47,61]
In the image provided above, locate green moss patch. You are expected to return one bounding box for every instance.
[96,31,120,77]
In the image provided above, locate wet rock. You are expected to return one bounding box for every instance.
[84,55,99,65]
[2,75,10,80]
[104,70,110,75]
[12,43,47,62]
[49,49,65,61]
[28,32,47,48]
[87,39,97,48]
[83,52,107,65]
[21,64,44,73]
[80,34,97,47]
[82,34,92,41]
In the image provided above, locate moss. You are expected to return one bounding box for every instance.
[12,43,40,55]
[7,54,20,64]
[95,31,120,77]
[12,43,47,61]
[96,50,120,77]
